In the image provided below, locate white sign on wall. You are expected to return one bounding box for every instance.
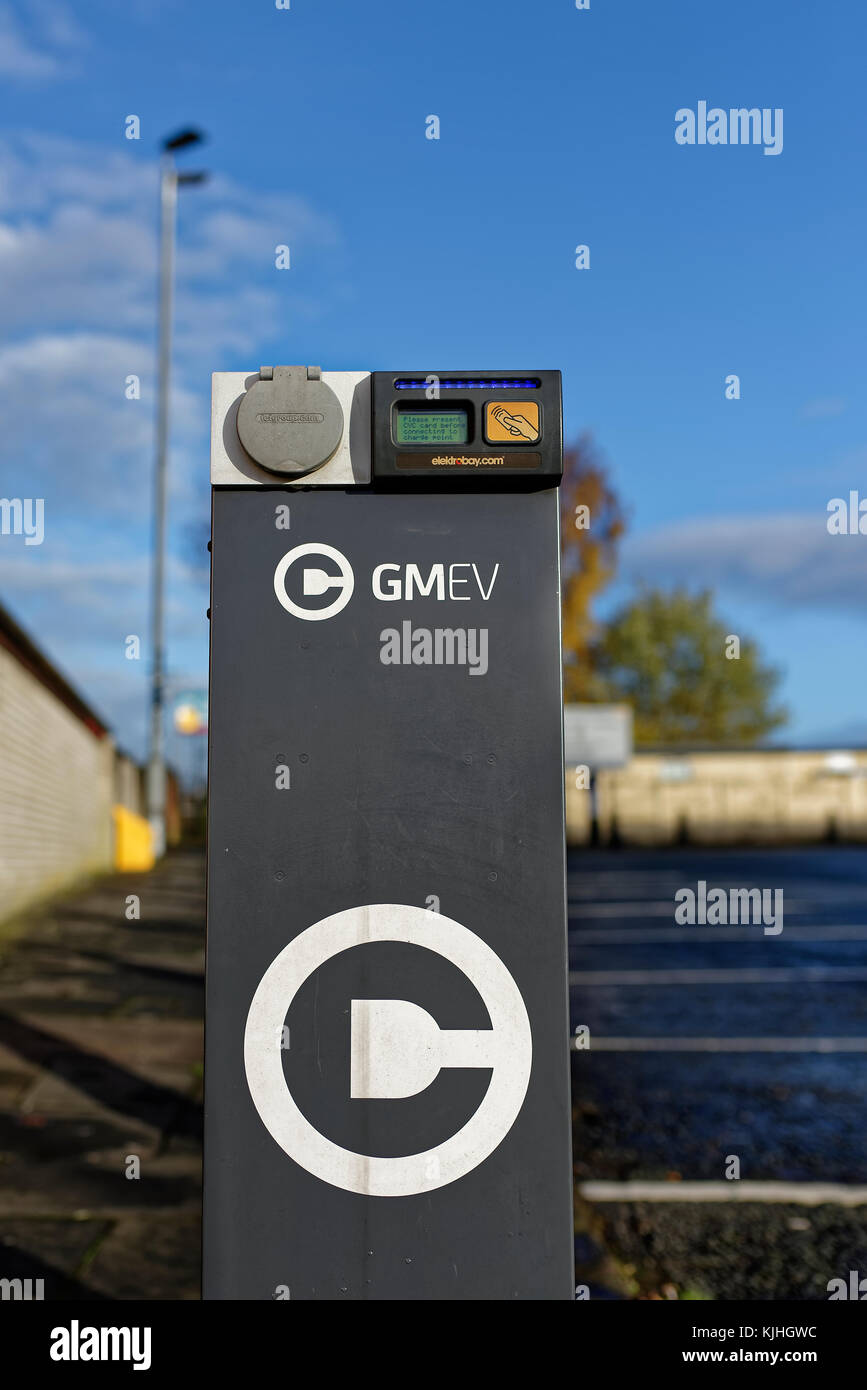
[563,703,632,771]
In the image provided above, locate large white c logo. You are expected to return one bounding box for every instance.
[244,904,532,1197]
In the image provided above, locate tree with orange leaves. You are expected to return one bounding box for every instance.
[559,433,626,702]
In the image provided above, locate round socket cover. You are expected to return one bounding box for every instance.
[236,366,344,477]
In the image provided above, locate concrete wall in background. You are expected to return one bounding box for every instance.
[0,639,114,920]
[114,752,145,816]
[114,751,181,847]
[0,603,188,920]
[567,749,867,846]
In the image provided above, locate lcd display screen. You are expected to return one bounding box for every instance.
[395,409,469,445]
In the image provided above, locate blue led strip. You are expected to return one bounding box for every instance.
[394,378,540,391]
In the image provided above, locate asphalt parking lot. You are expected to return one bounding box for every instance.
[570,845,867,1299]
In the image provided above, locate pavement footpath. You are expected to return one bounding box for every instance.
[0,850,205,1299]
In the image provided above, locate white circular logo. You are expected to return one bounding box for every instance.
[273,542,354,621]
[244,904,532,1197]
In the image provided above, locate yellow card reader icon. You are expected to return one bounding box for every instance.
[485,401,540,445]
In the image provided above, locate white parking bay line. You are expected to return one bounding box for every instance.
[569,925,867,944]
[568,899,842,917]
[579,1181,867,1205]
[571,1036,867,1051]
[570,966,867,986]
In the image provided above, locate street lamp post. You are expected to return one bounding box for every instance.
[147,128,207,858]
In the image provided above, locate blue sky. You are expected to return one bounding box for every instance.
[0,0,865,767]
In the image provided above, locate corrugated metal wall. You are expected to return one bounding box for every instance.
[0,643,114,920]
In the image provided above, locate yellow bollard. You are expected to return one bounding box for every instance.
[111,806,155,872]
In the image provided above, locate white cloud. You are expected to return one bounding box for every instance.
[0,1,86,81]
[0,134,341,348]
[0,331,199,515]
[29,0,86,51]
[800,396,846,421]
[626,512,867,612]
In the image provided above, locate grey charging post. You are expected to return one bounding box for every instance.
[204,367,574,1299]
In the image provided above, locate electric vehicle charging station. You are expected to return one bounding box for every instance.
[204,367,574,1300]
